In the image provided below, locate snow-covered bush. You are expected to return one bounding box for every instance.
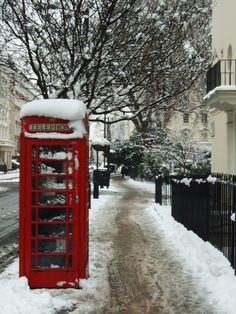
[111,129,211,180]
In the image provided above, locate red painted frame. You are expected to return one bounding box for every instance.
[19,116,89,288]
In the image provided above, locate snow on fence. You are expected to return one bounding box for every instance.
[155,174,236,273]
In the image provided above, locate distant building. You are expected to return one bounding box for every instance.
[90,118,134,143]
[89,118,134,166]
[0,68,36,169]
[205,0,236,174]
[165,109,211,150]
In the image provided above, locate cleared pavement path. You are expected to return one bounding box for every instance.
[101,176,217,314]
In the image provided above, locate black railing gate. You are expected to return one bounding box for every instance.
[156,175,236,273]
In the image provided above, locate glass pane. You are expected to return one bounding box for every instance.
[38,145,70,160]
[68,179,73,189]
[32,193,36,205]
[38,224,67,237]
[32,224,36,237]
[38,160,66,174]
[38,256,66,269]
[31,255,36,268]
[32,146,36,159]
[68,239,72,253]
[32,161,37,174]
[32,208,36,221]
[31,240,36,252]
[38,239,66,253]
[38,176,67,190]
[68,255,72,268]
[38,192,66,206]
[32,177,36,190]
[68,161,73,174]
[69,224,72,236]
[36,208,69,222]
[68,208,72,221]
[32,239,71,253]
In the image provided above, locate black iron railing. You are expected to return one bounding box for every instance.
[172,178,210,241]
[155,175,173,205]
[164,174,236,272]
[208,175,236,267]
[207,59,236,93]
[154,175,207,206]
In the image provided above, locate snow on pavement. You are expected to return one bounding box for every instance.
[0,186,9,192]
[0,183,118,314]
[0,177,236,313]
[0,170,19,182]
[148,204,236,313]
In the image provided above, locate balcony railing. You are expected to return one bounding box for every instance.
[207,59,236,93]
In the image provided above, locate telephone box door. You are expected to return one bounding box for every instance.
[20,139,87,288]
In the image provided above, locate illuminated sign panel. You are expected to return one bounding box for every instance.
[28,124,70,132]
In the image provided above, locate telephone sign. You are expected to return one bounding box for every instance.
[28,123,70,132]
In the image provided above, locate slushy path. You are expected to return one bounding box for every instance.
[100,176,217,314]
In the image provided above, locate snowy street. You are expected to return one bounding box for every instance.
[1,175,236,313]
[0,180,18,242]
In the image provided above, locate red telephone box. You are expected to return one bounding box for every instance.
[19,100,89,288]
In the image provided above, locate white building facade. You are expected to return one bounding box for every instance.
[0,71,15,168]
[0,69,35,169]
[205,0,236,174]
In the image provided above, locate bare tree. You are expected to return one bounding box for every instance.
[1,0,211,132]
[92,0,211,133]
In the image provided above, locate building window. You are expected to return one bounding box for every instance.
[183,113,189,123]
[181,128,191,139]
[201,131,208,140]
[211,122,215,137]
[201,113,208,124]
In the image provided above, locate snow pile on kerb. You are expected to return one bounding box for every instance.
[0,261,71,314]
[20,99,87,139]
[0,186,115,314]
[146,203,236,314]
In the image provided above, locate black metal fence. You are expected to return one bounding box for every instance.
[154,175,205,206]
[208,175,236,267]
[172,179,210,241]
[155,174,236,271]
[207,59,236,93]
[155,175,172,205]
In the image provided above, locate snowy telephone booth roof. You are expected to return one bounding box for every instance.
[20,99,88,139]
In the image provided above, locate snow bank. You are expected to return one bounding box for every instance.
[0,187,117,314]
[0,261,71,314]
[146,203,236,314]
